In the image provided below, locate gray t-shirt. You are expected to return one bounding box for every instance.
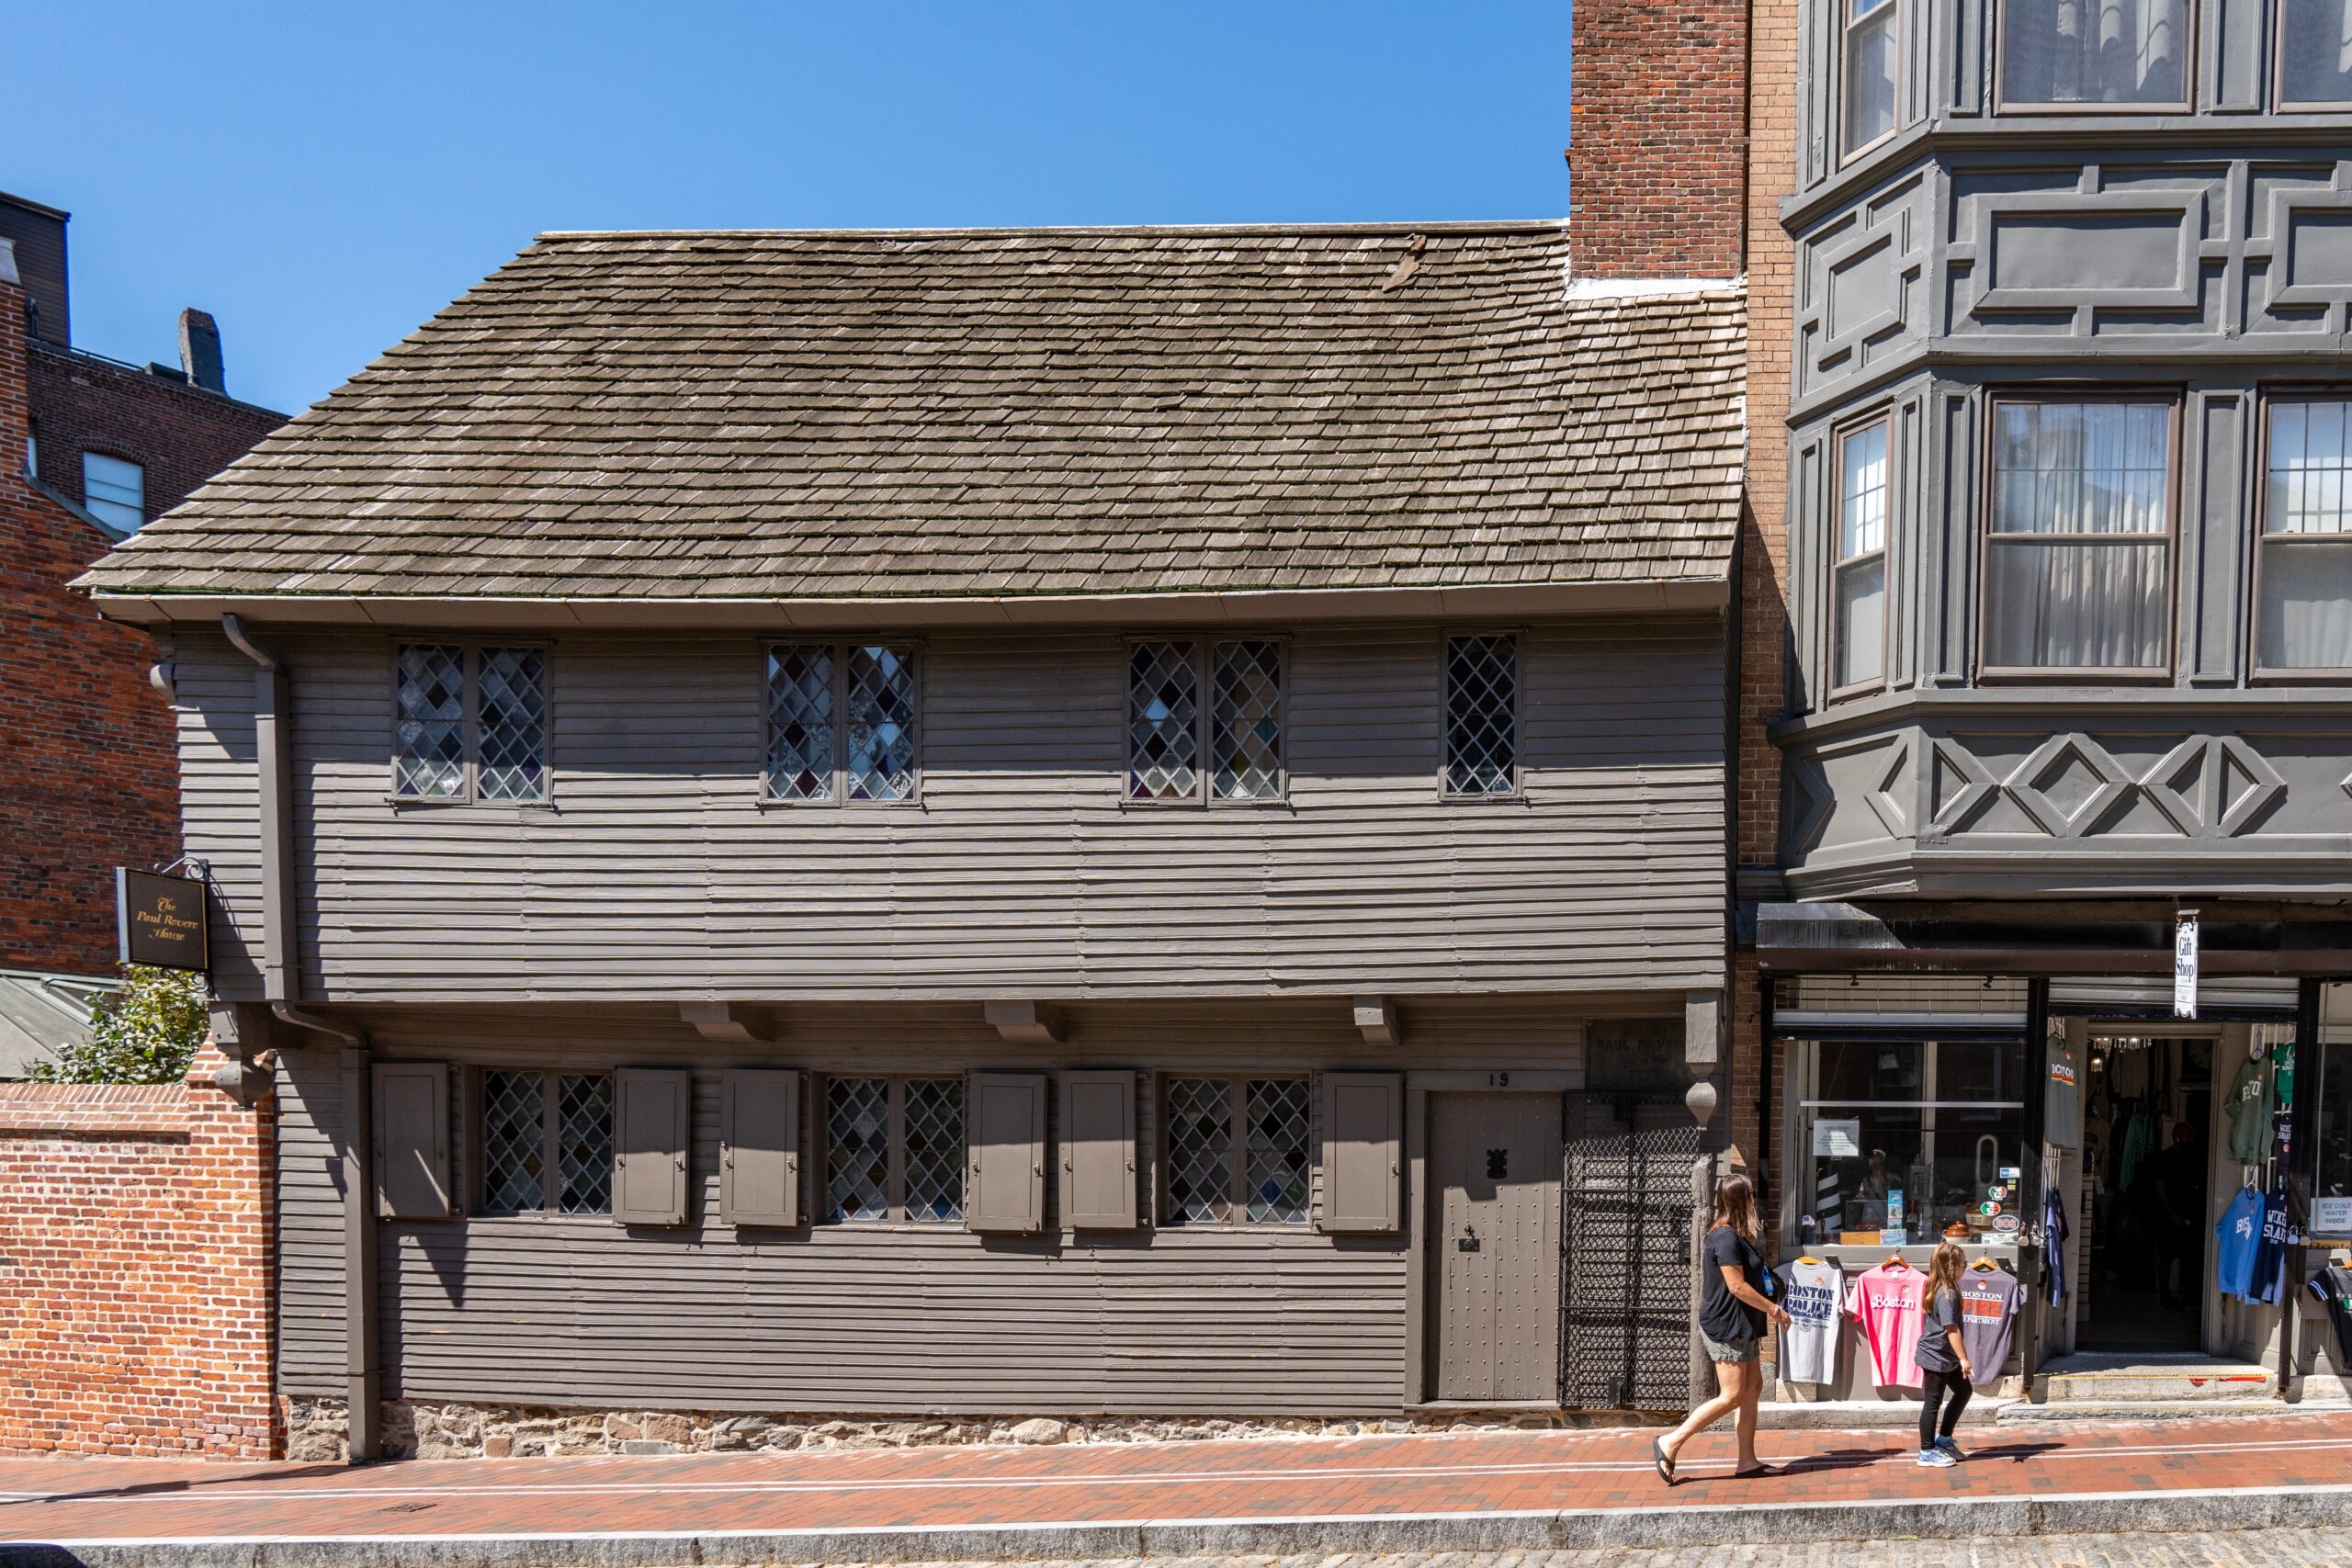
[1914,1284,1962,1373]
[1958,1266,2022,1380]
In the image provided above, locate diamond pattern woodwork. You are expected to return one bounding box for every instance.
[394,645,465,799]
[1162,1077,1232,1224]
[1211,641,1283,801]
[826,1077,889,1223]
[478,648,547,802]
[481,1069,545,1215]
[1444,635,1517,796]
[846,646,917,802]
[765,646,837,802]
[1244,1078,1309,1224]
[1128,640,1201,802]
[557,1074,613,1215]
[902,1077,964,1224]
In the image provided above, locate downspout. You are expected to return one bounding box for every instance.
[222,614,381,1464]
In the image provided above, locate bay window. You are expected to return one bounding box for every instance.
[2258,399,2352,672]
[1842,0,1901,156]
[1832,419,1891,693]
[1996,0,2191,110]
[2278,0,2352,109]
[1983,399,2175,675]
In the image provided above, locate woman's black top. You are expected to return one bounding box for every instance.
[1699,1224,1767,1343]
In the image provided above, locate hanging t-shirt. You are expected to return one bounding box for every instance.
[2251,1183,2290,1308]
[2215,1184,2265,1302]
[2225,1057,2268,1164]
[1776,1258,1844,1384]
[2307,1266,2352,1363]
[1846,1260,1928,1388]
[1958,1265,2022,1382]
[2110,1044,2151,1099]
[2043,1186,2069,1303]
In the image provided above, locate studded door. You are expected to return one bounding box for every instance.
[1430,1092,1564,1403]
[1560,1094,1702,1412]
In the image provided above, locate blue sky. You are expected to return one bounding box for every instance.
[11,2,1570,416]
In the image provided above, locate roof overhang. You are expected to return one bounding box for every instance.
[88,574,1731,632]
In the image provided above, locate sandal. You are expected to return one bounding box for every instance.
[1654,1437,1677,1485]
[1734,1464,1779,1479]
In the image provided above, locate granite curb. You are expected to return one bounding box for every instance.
[10,1483,2352,1567]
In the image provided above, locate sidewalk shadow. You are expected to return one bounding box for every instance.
[0,1463,350,1510]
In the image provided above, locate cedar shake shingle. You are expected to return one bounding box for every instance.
[78,223,1744,604]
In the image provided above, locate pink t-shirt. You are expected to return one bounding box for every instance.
[1845,1261,1928,1388]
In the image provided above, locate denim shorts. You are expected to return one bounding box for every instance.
[1701,1331,1759,1364]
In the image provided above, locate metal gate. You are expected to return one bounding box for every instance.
[1559,1093,1702,1412]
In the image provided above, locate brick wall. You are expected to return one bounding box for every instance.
[27,339,283,523]
[0,1043,279,1459]
[0,276,184,976]
[1567,0,1749,278]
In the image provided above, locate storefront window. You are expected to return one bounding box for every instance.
[2317,984,2352,1206]
[1799,1037,2031,1244]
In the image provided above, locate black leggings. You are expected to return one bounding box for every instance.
[1919,1365,1972,1449]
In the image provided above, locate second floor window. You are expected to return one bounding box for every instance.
[1996,0,2190,110]
[1983,399,2175,674]
[2280,0,2352,107]
[1833,420,1890,693]
[1126,639,1284,803]
[1843,0,1900,155]
[394,644,548,801]
[82,451,145,533]
[2259,400,2352,671]
[765,644,918,804]
[1444,634,1519,795]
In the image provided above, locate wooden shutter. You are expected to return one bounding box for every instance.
[721,1068,801,1228]
[1058,1071,1137,1229]
[1318,1071,1403,1234]
[966,1072,1046,1234]
[613,1067,692,1226]
[372,1062,453,1218]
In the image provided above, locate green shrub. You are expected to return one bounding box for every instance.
[28,964,208,1085]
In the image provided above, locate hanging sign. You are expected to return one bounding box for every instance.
[115,868,209,972]
[2173,909,2199,1019]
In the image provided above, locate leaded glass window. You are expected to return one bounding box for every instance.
[1444,635,1517,796]
[902,1077,966,1223]
[481,1069,546,1215]
[763,643,916,806]
[826,1077,890,1222]
[478,649,548,801]
[557,1074,614,1215]
[846,645,918,801]
[764,646,836,802]
[1128,640,1202,802]
[1210,640,1283,801]
[395,645,467,798]
[1162,1076,1308,1225]
[2260,400,2352,671]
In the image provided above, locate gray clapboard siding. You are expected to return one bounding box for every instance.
[277,998,1601,1413]
[179,616,1725,1003]
[275,1045,348,1396]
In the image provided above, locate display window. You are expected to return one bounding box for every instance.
[1795,1037,2032,1245]
[2317,984,2352,1216]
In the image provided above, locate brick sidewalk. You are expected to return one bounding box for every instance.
[5,1411,2352,1559]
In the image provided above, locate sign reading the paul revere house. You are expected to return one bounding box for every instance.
[116,869,209,972]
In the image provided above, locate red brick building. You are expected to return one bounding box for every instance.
[0,194,283,1061]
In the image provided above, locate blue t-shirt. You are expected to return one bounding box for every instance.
[2250,1183,2290,1307]
[2214,1185,2264,1302]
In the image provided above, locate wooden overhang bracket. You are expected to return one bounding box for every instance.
[681,1001,769,1044]
[983,1000,1063,1045]
[1353,996,1400,1047]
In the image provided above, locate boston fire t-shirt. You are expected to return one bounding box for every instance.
[1845,1260,1928,1389]
[1957,1265,2022,1382]
[1776,1258,1844,1384]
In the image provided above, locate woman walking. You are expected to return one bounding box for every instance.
[1913,1240,1976,1467]
[1655,1173,1789,1484]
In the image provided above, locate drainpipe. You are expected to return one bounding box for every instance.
[222,615,381,1464]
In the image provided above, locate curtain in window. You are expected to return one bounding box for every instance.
[2000,0,2186,105]
[2260,401,2352,669]
[1843,0,1900,152]
[1985,402,2171,670]
[2282,0,2352,107]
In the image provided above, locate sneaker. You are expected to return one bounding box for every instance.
[1933,1436,1963,1459]
[1917,1446,1957,1468]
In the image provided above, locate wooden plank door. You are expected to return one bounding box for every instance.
[1430,1091,1563,1403]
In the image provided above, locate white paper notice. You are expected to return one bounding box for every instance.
[1813,1118,1861,1158]
[2313,1196,2352,1238]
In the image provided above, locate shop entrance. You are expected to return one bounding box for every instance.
[1427,1091,1562,1403]
[2075,1034,2213,1353]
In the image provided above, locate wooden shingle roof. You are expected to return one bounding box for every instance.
[79,222,1745,608]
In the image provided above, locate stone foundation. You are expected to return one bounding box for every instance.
[284,1397,1603,1462]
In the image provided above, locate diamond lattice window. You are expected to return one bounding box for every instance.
[765,646,837,802]
[1127,641,1202,801]
[1210,641,1283,801]
[1162,1077,1235,1224]
[1245,1078,1310,1224]
[1444,635,1518,796]
[481,1069,545,1214]
[395,645,467,798]
[827,1077,890,1222]
[902,1077,966,1223]
[478,649,548,801]
[846,645,918,801]
[557,1074,613,1215]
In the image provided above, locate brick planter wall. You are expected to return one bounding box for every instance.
[0,1043,279,1458]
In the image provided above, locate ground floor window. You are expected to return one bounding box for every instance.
[1161,1077,1309,1224]
[1795,1036,2030,1245]
[2316,984,2352,1216]
[480,1069,613,1215]
[823,1076,966,1224]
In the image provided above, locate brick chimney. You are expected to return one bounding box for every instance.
[179,308,225,394]
[1567,0,1750,280]
[0,239,28,481]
